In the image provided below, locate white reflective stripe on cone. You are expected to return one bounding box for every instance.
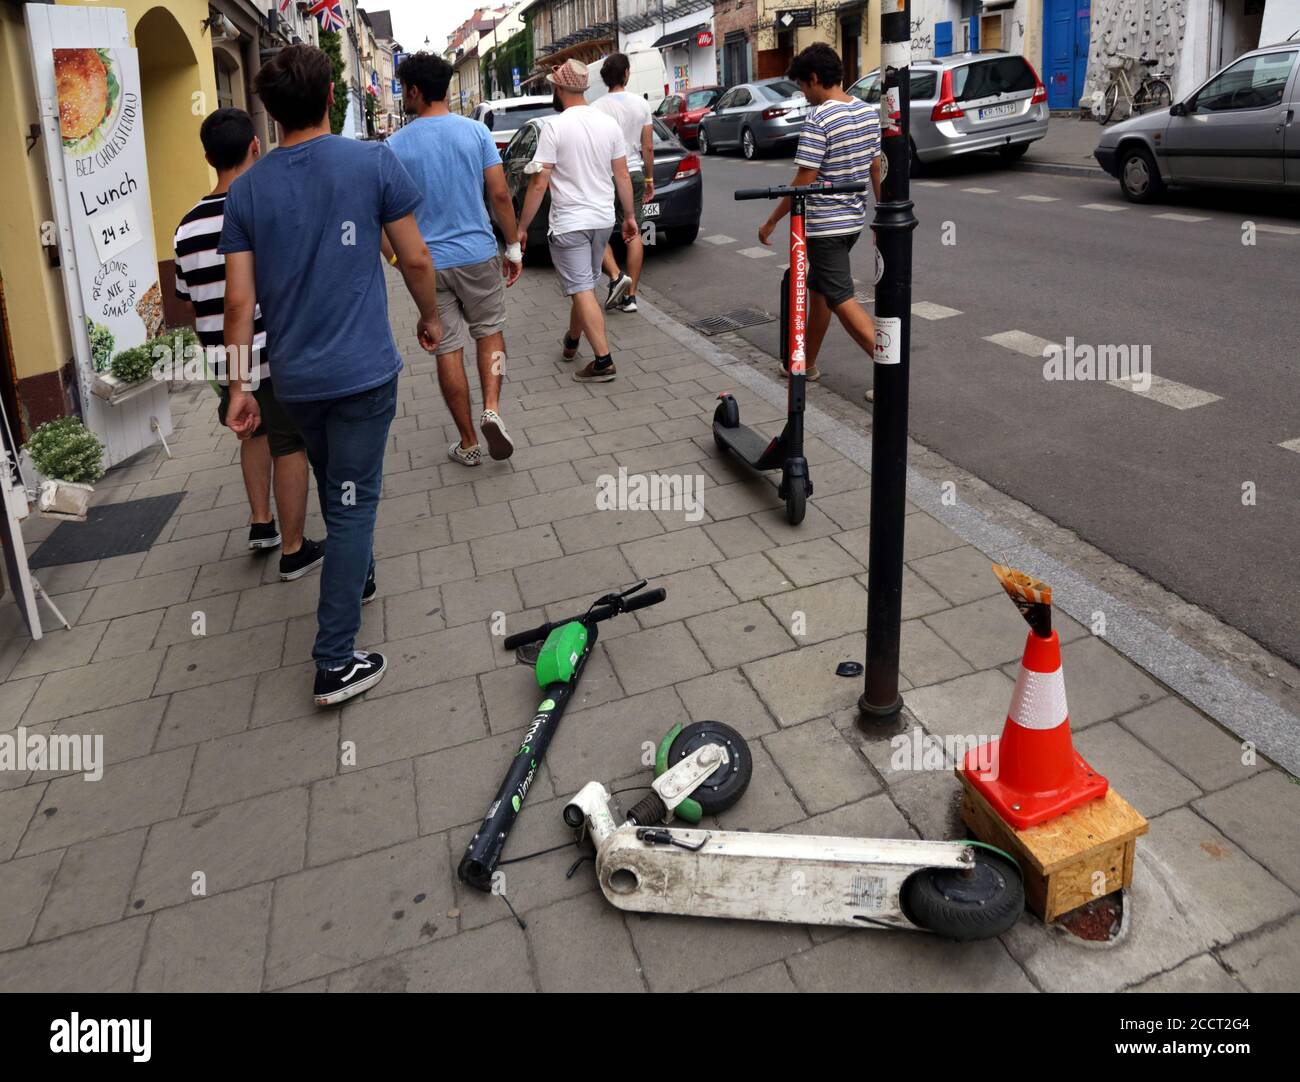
[1007,666,1069,731]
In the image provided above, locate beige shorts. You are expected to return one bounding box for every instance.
[435,256,507,356]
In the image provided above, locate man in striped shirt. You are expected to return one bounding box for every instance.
[173,108,319,580]
[758,43,881,382]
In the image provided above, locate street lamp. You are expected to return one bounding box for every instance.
[859,0,917,729]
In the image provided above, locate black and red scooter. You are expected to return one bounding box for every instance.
[714,180,867,525]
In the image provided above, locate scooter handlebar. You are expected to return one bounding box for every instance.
[502,588,667,650]
[734,181,868,200]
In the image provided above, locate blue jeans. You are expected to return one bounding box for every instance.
[278,376,397,668]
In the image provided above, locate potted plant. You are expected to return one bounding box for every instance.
[23,415,104,521]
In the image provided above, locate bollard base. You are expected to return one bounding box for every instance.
[857,690,903,728]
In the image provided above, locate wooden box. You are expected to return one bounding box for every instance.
[956,771,1148,922]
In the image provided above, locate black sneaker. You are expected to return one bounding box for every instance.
[313,651,387,706]
[279,538,325,581]
[614,295,638,313]
[605,272,631,310]
[362,570,377,605]
[248,519,281,550]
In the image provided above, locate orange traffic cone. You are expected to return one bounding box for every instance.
[962,566,1107,830]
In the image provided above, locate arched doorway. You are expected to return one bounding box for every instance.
[134,6,210,268]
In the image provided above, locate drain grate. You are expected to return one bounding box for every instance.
[688,306,776,336]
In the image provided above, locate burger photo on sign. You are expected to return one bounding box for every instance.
[55,48,121,155]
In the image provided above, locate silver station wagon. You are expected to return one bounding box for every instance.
[849,51,1049,171]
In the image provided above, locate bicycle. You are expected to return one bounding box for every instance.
[1096,52,1172,124]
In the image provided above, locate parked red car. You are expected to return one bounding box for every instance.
[654,85,723,147]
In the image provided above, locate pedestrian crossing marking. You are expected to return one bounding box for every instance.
[736,246,776,259]
[1280,438,1300,453]
[985,330,1057,357]
[1080,202,1127,212]
[913,302,963,320]
[1107,374,1221,410]
[1256,223,1300,236]
[917,181,949,187]
[961,186,999,194]
[1154,212,1210,223]
[1017,195,1059,202]
[702,234,736,245]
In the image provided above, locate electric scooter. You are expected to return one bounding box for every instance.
[713,180,868,526]
[563,723,1025,940]
[457,581,666,892]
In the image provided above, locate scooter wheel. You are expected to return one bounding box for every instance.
[666,720,752,815]
[900,849,1024,941]
[713,395,740,451]
[784,480,806,525]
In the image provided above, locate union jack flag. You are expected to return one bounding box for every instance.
[278,0,293,13]
[308,0,346,32]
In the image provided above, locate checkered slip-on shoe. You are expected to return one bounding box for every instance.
[479,409,514,461]
[448,441,481,466]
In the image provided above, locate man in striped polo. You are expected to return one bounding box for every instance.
[173,107,320,581]
[757,43,881,383]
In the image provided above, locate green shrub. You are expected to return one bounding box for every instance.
[109,326,201,384]
[109,342,153,383]
[23,416,104,484]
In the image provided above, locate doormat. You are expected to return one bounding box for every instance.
[28,492,185,568]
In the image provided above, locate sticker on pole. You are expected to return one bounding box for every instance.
[875,316,901,365]
[883,85,903,137]
[872,243,884,285]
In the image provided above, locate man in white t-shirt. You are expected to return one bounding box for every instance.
[518,59,637,383]
[592,54,654,314]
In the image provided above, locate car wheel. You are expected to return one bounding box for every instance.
[742,128,757,160]
[999,142,1029,163]
[1118,144,1164,204]
[698,128,713,155]
[674,223,699,246]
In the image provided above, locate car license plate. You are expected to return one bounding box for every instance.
[642,201,660,218]
[978,102,1017,120]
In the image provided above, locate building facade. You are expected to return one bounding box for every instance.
[619,0,718,93]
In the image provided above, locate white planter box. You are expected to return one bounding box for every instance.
[36,478,94,521]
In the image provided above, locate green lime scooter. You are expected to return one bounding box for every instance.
[457,581,666,892]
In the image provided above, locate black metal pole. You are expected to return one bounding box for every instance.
[859,0,916,727]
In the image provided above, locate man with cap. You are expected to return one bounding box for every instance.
[517,58,638,383]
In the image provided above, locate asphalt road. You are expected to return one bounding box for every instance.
[641,146,1300,664]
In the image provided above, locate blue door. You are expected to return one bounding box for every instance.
[1044,0,1091,109]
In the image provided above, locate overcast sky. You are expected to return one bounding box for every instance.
[378,0,486,54]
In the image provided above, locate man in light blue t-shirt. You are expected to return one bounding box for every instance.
[386,52,522,466]
[220,45,442,707]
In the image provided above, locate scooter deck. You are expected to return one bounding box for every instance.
[596,822,974,930]
[714,423,780,469]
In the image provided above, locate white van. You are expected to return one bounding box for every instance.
[586,49,666,110]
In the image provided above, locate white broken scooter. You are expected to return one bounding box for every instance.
[563,719,1025,939]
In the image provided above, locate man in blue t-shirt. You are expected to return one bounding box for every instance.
[386,52,522,467]
[219,44,442,707]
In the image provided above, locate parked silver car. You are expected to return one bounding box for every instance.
[849,51,1048,170]
[697,78,808,159]
[1094,40,1300,203]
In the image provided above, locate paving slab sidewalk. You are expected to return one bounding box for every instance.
[0,263,1295,993]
